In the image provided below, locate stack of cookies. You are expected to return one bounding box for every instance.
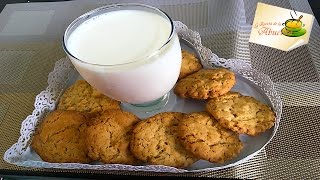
[175,51,275,162]
[31,50,276,168]
[175,51,276,136]
[130,111,243,167]
[31,80,142,164]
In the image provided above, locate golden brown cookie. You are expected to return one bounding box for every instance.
[57,79,120,115]
[206,92,276,136]
[31,110,91,163]
[178,112,243,163]
[130,112,198,168]
[179,50,203,79]
[85,109,140,164]
[174,68,236,100]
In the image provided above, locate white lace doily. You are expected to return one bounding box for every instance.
[3,21,282,173]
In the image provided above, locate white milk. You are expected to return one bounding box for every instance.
[66,9,182,104]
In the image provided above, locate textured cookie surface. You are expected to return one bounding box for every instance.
[31,110,91,163]
[174,68,236,99]
[206,92,276,136]
[179,50,203,79]
[178,112,243,163]
[85,109,140,164]
[57,80,120,115]
[130,112,198,168]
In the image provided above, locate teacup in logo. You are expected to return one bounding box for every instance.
[281,11,306,37]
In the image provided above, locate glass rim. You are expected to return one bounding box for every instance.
[62,3,175,67]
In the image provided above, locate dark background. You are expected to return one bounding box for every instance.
[0,0,319,179]
[309,0,320,23]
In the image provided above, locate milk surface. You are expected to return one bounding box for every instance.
[66,9,181,104]
[67,10,171,65]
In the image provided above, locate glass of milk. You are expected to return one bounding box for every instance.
[63,4,182,118]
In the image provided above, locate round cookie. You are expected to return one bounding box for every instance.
[31,110,91,163]
[85,109,140,164]
[174,68,236,100]
[206,92,276,136]
[179,50,203,79]
[130,112,198,168]
[57,79,120,115]
[178,112,243,163]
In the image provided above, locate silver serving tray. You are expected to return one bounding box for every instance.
[4,21,282,173]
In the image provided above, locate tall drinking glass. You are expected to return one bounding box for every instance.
[63,4,182,118]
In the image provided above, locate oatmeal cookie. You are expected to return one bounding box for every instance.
[178,112,243,163]
[130,112,198,168]
[206,92,276,136]
[31,110,91,163]
[57,79,120,115]
[179,50,203,79]
[174,68,236,99]
[85,109,140,164]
